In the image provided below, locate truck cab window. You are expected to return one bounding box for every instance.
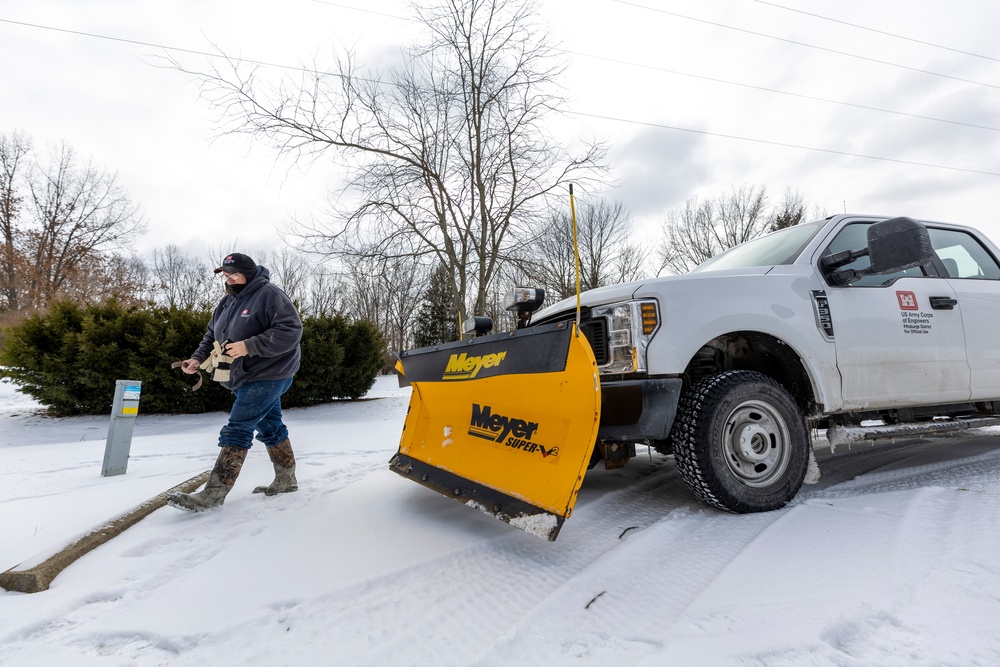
[927,228,1000,279]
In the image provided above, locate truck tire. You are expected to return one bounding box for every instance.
[672,370,809,513]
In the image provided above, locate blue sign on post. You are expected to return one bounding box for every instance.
[103,380,142,476]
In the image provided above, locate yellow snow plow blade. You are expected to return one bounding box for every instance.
[389,322,601,541]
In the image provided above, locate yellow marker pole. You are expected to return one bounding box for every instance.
[569,184,582,337]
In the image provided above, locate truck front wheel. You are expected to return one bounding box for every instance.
[672,370,809,513]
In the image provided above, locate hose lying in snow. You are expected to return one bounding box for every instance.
[0,471,210,594]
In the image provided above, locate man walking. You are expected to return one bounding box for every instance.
[169,252,302,512]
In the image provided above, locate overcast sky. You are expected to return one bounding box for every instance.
[3,0,1000,264]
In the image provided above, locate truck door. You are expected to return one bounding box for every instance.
[820,222,970,410]
[929,227,1000,400]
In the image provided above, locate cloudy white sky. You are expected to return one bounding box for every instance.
[3,0,999,263]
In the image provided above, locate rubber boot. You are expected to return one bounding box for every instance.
[253,438,298,496]
[168,446,248,512]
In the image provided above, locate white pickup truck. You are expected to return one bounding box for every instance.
[517,214,1000,514]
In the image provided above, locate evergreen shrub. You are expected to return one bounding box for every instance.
[0,301,386,415]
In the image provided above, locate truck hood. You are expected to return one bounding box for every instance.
[532,266,774,322]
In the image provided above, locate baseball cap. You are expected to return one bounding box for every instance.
[213,253,257,274]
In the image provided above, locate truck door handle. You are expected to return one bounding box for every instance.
[929,296,958,310]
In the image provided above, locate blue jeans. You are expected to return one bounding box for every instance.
[218,378,294,449]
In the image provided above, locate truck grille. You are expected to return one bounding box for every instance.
[580,318,609,366]
[533,307,610,367]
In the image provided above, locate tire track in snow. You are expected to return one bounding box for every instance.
[807,438,973,492]
[138,459,696,667]
[809,484,1000,666]
[666,447,1000,667]
[4,433,998,667]
[806,438,1000,664]
[121,438,1000,667]
[803,435,1000,499]
[167,453,785,666]
[475,501,789,665]
[631,436,1000,666]
[467,437,1000,665]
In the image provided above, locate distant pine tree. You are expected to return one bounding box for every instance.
[768,189,806,232]
[413,264,459,347]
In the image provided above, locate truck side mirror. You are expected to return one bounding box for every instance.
[827,216,936,285]
[867,216,935,274]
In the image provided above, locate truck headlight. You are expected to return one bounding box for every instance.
[589,300,659,374]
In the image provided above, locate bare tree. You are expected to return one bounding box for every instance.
[0,135,147,315]
[716,184,768,248]
[611,241,649,285]
[19,141,145,310]
[174,0,605,321]
[521,199,648,300]
[523,215,576,302]
[261,246,311,307]
[0,133,31,313]
[657,198,715,276]
[342,253,423,350]
[658,185,773,275]
[151,245,214,309]
[305,267,345,318]
[381,256,423,351]
[86,252,152,307]
[195,244,331,312]
[343,255,390,339]
[110,253,152,306]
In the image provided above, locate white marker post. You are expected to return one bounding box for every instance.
[102,380,142,476]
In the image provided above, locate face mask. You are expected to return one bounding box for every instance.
[226,282,247,297]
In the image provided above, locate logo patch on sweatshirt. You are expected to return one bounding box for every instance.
[240,309,250,318]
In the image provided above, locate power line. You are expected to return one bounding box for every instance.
[0,16,396,90]
[0,17,322,74]
[749,0,1000,64]
[613,0,1000,92]
[569,110,1000,177]
[3,15,997,178]
[567,49,1000,133]
[7,13,994,136]
[309,0,411,22]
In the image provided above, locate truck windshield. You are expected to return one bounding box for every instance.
[690,220,826,273]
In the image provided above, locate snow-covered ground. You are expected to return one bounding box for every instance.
[2,374,1000,666]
